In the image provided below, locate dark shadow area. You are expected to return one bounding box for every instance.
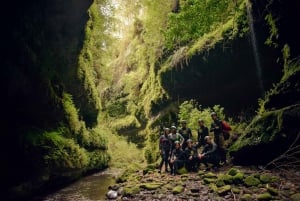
[161,36,281,116]
[0,0,93,200]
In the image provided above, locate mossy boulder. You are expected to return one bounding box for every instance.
[241,194,252,201]
[215,179,225,187]
[203,178,217,184]
[172,185,184,194]
[229,104,300,165]
[203,172,217,178]
[164,183,174,190]
[218,173,233,184]
[123,186,140,196]
[243,175,261,187]
[232,187,240,194]
[143,163,157,175]
[232,172,245,184]
[217,185,231,195]
[267,186,279,196]
[177,167,188,175]
[227,168,239,176]
[140,182,163,190]
[259,174,272,183]
[257,192,272,200]
[209,183,218,192]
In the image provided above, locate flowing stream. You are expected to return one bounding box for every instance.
[35,169,120,201]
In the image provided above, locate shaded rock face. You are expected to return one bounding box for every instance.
[265,72,300,110]
[161,37,281,115]
[161,0,300,116]
[229,50,300,166]
[0,0,93,196]
[229,104,300,165]
[251,0,300,60]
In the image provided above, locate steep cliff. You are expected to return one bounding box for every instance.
[1,0,109,200]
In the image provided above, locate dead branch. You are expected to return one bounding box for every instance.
[265,132,300,170]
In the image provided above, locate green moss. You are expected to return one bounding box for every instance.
[215,179,225,187]
[172,185,184,194]
[177,167,188,175]
[243,175,261,187]
[270,176,280,183]
[209,183,218,192]
[218,174,234,184]
[123,186,140,196]
[217,185,231,195]
[259,174,272,184]
[241,194,252,201]
[204,178,217,184]
[232,187,240,194]
[62,93,83,134]
[164,183,174,190]
[257,192,272,200]
[232,172,245,184]
[267,186,279,196]
[140,183,163,190]
[203,172,218,179]
[227,168,239,176]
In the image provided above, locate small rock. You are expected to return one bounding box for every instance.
[106,189,118,199]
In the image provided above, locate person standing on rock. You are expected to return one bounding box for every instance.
[210,112,227,165]
[168,125,184,154]
[178,120,193,150]
[158,127,172,173]
[198,136,220,171]
[196,119,209,149]
[169,141,185,175]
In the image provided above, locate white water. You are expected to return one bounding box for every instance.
[247,3,265,96]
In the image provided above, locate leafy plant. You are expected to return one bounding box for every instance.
[163,0,241,50]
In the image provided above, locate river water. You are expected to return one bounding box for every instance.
[35,169,119,201]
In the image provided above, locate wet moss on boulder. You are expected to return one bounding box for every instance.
[229,104,300,165]
[243,175,261,187]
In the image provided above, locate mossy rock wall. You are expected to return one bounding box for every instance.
[229,59,300,165]
[229,104,300,165]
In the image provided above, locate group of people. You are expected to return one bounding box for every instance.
[158,112,228,175]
